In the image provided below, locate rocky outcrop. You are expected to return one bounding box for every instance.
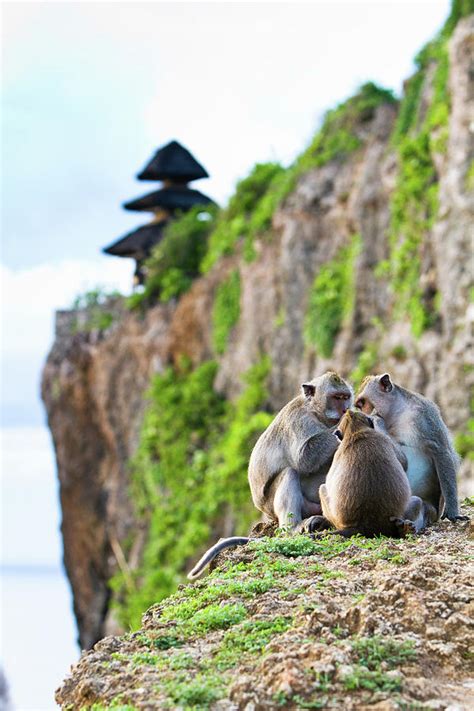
[56,505,474,709]
[42,17,473,650]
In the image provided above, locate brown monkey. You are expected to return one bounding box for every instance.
[318,410,418,537]
[355,373,467,527]
[187,371,353,579]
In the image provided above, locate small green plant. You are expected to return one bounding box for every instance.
[182,602,247,636]
[201,162,285,272]
[164,672,225,708]
[212,269,241,354]
[391,345,408,361]
[342,635,416,693]
[71,287,121,333]
[465,160,474,192]
[454,417,474,460]
[127,206,217,308]
[304,235,361,357]
[350,342,379,390]
[214,616,292,669]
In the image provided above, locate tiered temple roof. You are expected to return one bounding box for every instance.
[102,140,214,284]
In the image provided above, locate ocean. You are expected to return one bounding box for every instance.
[1,427,78,710]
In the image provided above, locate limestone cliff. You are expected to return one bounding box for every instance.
[42,15,473,651]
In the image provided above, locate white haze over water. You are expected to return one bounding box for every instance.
[1,427,78,710]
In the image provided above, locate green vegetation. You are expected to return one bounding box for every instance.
[454,417,474,460]
[164,672,225,709]
[111,357,272,629]
[212,269,241,354]
[123,83,395,308]
[214,617,292,669]
[342,636,416,693]
[350,342,379,390]
[127,206,217,309]
[201,162,285,273]
[200,83,394,274]
[380,0,472,337]
[71,287,121,333]
[304,234,361,357]
[465,160,474,192]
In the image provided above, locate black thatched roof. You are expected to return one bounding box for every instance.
[102,220,168,258]
[137,140,209,182]
[123,186,215,213]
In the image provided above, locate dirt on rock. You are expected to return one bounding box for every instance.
[56,502,473,710]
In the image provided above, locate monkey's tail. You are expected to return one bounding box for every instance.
[187,537,250,580]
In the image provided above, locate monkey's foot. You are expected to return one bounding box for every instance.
[300,515,332,533]
[390,517,417,538]
[441,513,470,522]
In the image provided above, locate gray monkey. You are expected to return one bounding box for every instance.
[248,371,353,530]
[188,372,353,579]
[355,373,468,528]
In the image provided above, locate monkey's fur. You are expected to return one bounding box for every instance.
[187,371,352,579]
[355,373,466,526]
[248,371,353,530]
[318,410,418,537]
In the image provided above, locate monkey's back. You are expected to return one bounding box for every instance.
[326,431,411,535]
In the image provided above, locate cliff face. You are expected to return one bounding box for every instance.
[42,16,473,651]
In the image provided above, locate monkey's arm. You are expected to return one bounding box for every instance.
[425,440,466,521]
[292,431,339,475]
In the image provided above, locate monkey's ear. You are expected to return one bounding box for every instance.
[302,382,316,398]
[366,417,375,429]
[379,373,393,392]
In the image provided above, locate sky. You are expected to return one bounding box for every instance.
[1,0,451,427]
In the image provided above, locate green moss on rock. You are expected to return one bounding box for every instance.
[304,234,361,357]
[212,269,241,354]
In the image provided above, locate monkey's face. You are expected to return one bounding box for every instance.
[326,389,353,422]
[355,373,394,418]
[302,372,353,425]
[339,409,374,436]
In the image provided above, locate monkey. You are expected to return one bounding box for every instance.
[317,409,421,537]
[355,373,468,527]
[187,372,353,579]
[248,371,353,529]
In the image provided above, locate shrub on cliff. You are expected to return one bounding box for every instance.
[111,357,273,629]
[127,206,217,308]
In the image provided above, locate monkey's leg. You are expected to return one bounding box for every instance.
[298,483,335,533]
[403,495,437,533]
[273,467,304,530]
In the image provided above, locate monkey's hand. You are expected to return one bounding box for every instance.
[372,414,388,434]
[441,512,469,522]
[299,515,332,534]
[390,517,417,538]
